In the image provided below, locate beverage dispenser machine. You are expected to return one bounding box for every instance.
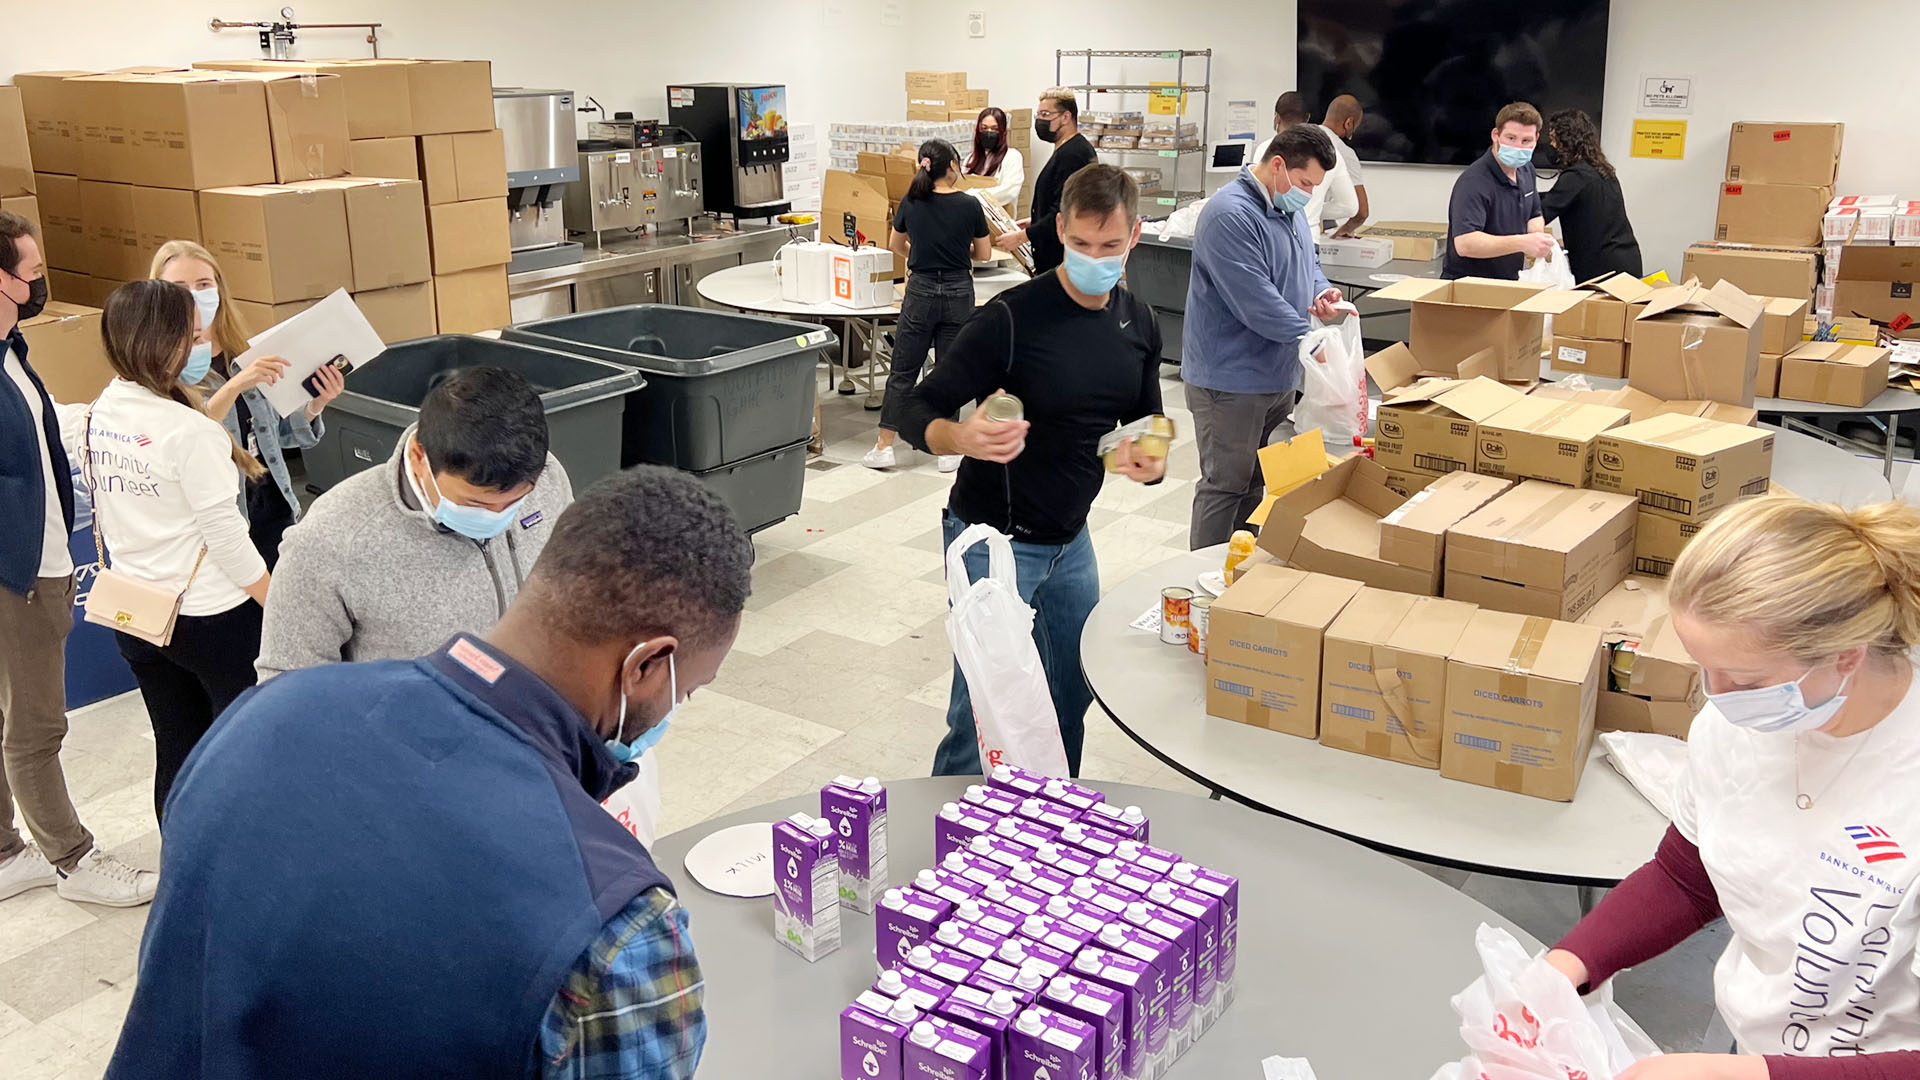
[665,83,790,220]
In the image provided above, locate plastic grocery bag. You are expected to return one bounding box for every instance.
[946,523,1070,778]
[601,747,662,848]
[1598,731,1689,821]
[1293,302,1368,452]
[1429,925,1661,1080]
[1520,238,1577,290]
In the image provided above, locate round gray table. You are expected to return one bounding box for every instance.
[651,778,1536,1078]
[1323,256,1443,295]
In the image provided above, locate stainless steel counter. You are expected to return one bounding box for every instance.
[507,220,817,321]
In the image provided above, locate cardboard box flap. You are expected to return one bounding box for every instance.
[1701,279,1764,327]
[1787,341,1886,370]
[1511,288,1596,317]
[1456,346,1505,382]
[1636,284,1701,321]
[1578,576,1701,700]
[1365,343,1450,397]
[1259,455,1398,556]
[1215,563,1308,617]
[1579,272,1657,303]
[1483,397,1632,440]
[1449,610,1606,685]
[1437,377,1531,423]
[1367,276,1454,303]
[1378,471,1513,573]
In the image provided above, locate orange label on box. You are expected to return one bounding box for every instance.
[1724,184,1744,195]
[1773,130,1792,142]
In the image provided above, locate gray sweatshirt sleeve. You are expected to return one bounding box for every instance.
[254,511,354,682]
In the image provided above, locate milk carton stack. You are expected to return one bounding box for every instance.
[836,765,1242,1080]
[1823,194,1898,317]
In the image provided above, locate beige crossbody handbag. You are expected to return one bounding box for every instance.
[80,407,205,646]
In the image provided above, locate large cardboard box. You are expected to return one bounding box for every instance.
[821,170,893,249]
[1590,414,1774,524]
[85,277,129,309]
[1681,242,1819,301]
[198,183,352,303]
[391,60,493,136]
[1628,280,1763,407]
[1205,565,1364,738]
[1757,352,1781,398]
[1549,336,1629,378]
[13,71,96,177]
[132,185,202,274]
[1366,276,1589,381]
[427,198,510,274]
[18,301,113,402]
[1833,246,1920,339]
[1368,346,1529,476]
[122,72,278,191]
[433,265,509,333]
[905,71,971,97]
[1256,455,1440,595]
[45,269,88,304]
[79,180,138,281]
[1757,295,1814,355]
[32,173,84,272]
[1716,183,1833,248]
[1355,220,1448,262]
[1777,341,1890,406]
[302,177,431,290]
[1562,273,1655,341]
[224,71,351,183]
[1725,121,1844,186]
[71,73,138,183]
[1443,481,1638,622]
[1382,466,1446,497]
[1442,611,1604,802]
[1631,511,1699,578]
[1473,396,1632,488]
[1245,429,1344,527]
[0,196,38,249]
[352,281,436,343]
[195,59,412,140]
[1377,469,1513,577]
[231,297,319,334]
[418,130,507,204]
[0,87,31,199]
[1578,575,1702,704]
[348,136,420,181]
[1319,589,1479,769]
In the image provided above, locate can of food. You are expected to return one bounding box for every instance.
[1223,530,1257,581]
[1608,640,1639,692]
[982,392,1024,423]
[1187,595,1213,658]
[1161,587,1193,646]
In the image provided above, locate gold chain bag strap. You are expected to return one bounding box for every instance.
[79,407,206,646]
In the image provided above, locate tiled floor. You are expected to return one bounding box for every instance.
[22,360,1916,1074]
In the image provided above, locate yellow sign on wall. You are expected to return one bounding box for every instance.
[1631,119,1688,159]
[1148,81,1186,116]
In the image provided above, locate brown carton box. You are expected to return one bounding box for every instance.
[1256,455,1442,595]
[195,59,412,140]
[79,180,138,280]
[85,277,129,308]
[820,170,893,249]
[1716,182,1832,247]
[1725,121,1843,186]
[13,72,97,177]
[1355,220,1448,262]
[1757,295,1814,355]
[1562,273,1655,341]
[122,72,278,191]
[418,130,507,205]
[0,87,32,199]
[1833,246,1920,339]
[301,177,431,290]
[198,183,352,303]
[1474,396,1632,487]
[1366,276,1591,381]
[433,265,509,333]
[1206,564,1364,737]
[1366,344,1529,475]
[1777,341,1890,406]
[70,74,138,183]
[33,173,84,272]
[393,60,494,136]
[905,71,970,96]
[1444,480,1639,622]
[348,137,420,181]
[352,281,437,343]
[1534,384,1758,427]
[1596,690,1702,740]
[1680,242,1818,301]
[0,196,38,245]
[1320,589,1479,769]
[427,198,510,274]
[223,71,351,183]
[1590,414,1775,523]
[45,269,87,303]
[229,296,319,334]
[1629,280,1763,407]
[1757,353,1781,398]
[1382,466,1446,497]
[1631,511,1699,578]
[1578,575,1702,703]
[18,300,113,401]
[1378,470,1513,575]
[1548,336,1629,379]
[1442,611,1604,801]
[132,186,202,273]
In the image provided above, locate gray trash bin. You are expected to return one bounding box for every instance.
[303,334,644,496]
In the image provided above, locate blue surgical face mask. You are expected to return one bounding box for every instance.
[1708,664,1852,735]
[181,341,213,385]
[1063,247,1126,295]
[1273,185,1312,214]
[607,649,678,763]
[191,286,220,333]
[1496,144,1535,169]
[416,448,528,541]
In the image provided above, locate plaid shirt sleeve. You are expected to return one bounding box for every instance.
[538,886,706,1080]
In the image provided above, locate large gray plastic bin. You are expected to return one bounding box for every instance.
[303,335,644,495]
[693,437,811,534]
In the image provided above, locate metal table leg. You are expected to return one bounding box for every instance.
[1577,884,1603,915]
[838,318,857,395]
[1886,412,1900,480]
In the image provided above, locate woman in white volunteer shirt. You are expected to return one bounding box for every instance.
[86,280,270,822]
[1550,494,1920,1079]
[965,106,1025,214]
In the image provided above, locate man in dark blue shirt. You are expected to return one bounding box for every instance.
[1442,102,1556,280]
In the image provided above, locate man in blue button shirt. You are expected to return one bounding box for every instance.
[1181,125,1342,549]
[1443,101,1557,280]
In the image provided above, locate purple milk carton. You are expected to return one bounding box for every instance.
[1040,975,1129,1080]
[1120,901,1198,1056]
[1058,821,1125,861]
[935,984,1021,1080]
[990,814,1058,851]
[1040,893,1111,938]
[1014,910,1096,956]
[773,813,841,962]
[913,866,986,906]
[1032,840,1098,879]
[979,877,1049,919]
[1008,1007,1099,1080]
[955,895,1025,939]
[1092,923,1174,1070]
[878,886,954,969]
[962,783,1023,817]
[941,850,1005,891]
[967,834,1036,872]
[1082,802,1149,842]
[822,775,890,914]
[1091,858,1158,897]
[1067,876,1135,920]
[879,966,956,1013]
[936,802,1001,861]
[844,997,921,1080]
[1071,946,1156,1080]
[1168,861,1240,1005]
[1146,879,1222,1029]
[855,989,924,1022]
[905,1017,993,1080]
[1112,840,1181,879]
[986,764,1049,799]
[979,936,1073,985]
[1013,796,1082,833]
[1006,859,1075,897]
[908,941,988,986]
[1038,777,1106,814]
[934,918,1006,963]
[973,966,1046,1009]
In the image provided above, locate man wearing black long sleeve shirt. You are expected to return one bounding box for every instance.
[900,164,1165,777]
[993,88,1098,274]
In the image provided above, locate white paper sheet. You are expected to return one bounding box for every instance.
[236,288,387,418]
[683,822,776,897]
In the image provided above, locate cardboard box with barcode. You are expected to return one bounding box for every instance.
[1627,280,1762,407]
[1548,335,1630,379]
[1579,575,1704,739]
[1473,396,1632,488]
[1631,510,1698,578]
[1355,220,1448,262]
[18,301,112,401]
[1716,182,1832,247]
[1681,242,1818,302]
[1382,467,1445,497]
[1725,121,1843,186]
[1441,611,1605,802]
[1206,564,1364,738]
[1366,277,1591,382]
[1366,344,1528,476]
[1443,481,1638,622]
[1590,414,1774,524]
[1777,341,1890,406]
[1561,273,1655,341]
[1377,470,1513,578]
[1319,588,1480,769]
[1256,454,1439,595]
[1833,246,1920,340]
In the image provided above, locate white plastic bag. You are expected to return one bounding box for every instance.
[1519,238,1577,290]
[1598,731,1689,821]
[601,747,662,848]
[1429,925,1661,1080]
[1293,302,1368,452]
[945,524,1070,778]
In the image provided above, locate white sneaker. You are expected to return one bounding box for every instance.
[0,844,58,901]
[937,454,964,473]
[56,848,158,908]
[861,444,897,470]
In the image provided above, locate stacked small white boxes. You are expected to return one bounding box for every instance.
[778,241,835,305]
[827,121,973,173]
[784,122,822,213]
[1823,194,1901,316]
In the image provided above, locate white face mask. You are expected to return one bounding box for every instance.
[607,648,678,763]
[1708,664,1852,735]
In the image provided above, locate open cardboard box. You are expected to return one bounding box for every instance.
[1256,455,1439,595]
[1355,220,1448,261]
[1628,279,1763,407]
[1244,427,1343,529]
[1561,272,1656,341]
[1366,276,1590,382]
[1366,344,1528,476]
[1579,575,1705,739]
[1834,246,1920,340]
[1442,610,1606,802]
[1319,588,1480,769]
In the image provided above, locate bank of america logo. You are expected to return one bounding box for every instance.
[1846,825,1907,864]
[134,434,152,447]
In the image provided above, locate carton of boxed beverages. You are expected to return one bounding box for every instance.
[1824,206,1894,244]
[418,130,508,204]
[1725,121,1844,186]
[18,301,112,402]
[351,282,436,344]
[1777,341,1890,406]
[1205,564,1364,738]
[1548,335,1629,379]
[1365,276,1591,381]
[1366,344,1529,475]
[1579,575,1705,739]
[32,172,84,272]
[1834,246,1920,339]
[1473,396,1632,487]
[1716,182,1833,248]
[199,183,353,304]
[1628,280,1763,407]
[347,136,420,181]
[773,812,842,962]
[427,198,510,274]
[196,59,414,139]
[121,72,279,191]
[1680,242,1818,301]
[1319,588,1479,769]
[1377,470,1513,576]
[822,775,890,914]
[1443,481,1638,622]
[1562,272,1655,341]
[1355,220,1448,261]
[1441,610,1605,801]
[1590,414,1774,523]
[301,177,432,290]
[1831,194,1896,209]
[1255,454,1442,595]
[13,71,99,177]
[0,87,30,199]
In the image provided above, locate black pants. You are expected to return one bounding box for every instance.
[246,477,296,572]
[116,602,263,822]
[880,270,976,432]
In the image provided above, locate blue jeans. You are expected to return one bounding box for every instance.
[934,511,1101,777]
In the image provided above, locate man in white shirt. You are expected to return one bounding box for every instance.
[1321,96,1371,239]
[0,211,159,908]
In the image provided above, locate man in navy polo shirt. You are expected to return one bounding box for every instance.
[1442,101,1557,280]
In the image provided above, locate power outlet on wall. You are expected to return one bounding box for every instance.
[968,11,986,37]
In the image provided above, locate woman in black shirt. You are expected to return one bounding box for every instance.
[1541,110,1643,282]
[863,139,991,471]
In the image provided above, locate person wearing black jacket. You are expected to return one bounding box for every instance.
[992,88,1098,274]
[1541,109,1643,282]
[900,165,1165,778]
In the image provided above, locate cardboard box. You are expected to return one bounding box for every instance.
[1367,344,1529,475]
[1628,280,1763,407]
[230,296,320,334]
[1680,242,1818,301]
[352,281,436,343]
[1590,414,1775,523]
[13,71,97,177]
[1562,273,1654,341]
[1716,183,1833,247]
[224,71,351,183]
[1631,511,1699,578]
[121,72,279,191]
[1549,336,1629,379]
[32,172,83,272]
[1531,384,1758,427]
[1725,121,1844,186]
[1441,610,1604,802]
[433,265,509,333]
[1824,206,1894,244]
[0,196,38,249]
[1382,466,1446,497]
[1777,341,1890,406]
[392,60,493,136]
[303,177,431,289]
[79,180,138,281]
[905,71,971,97]
[1319,589,1479,769]
[198,183,352,303]
[85,277,129,309]
[1833,246,1920,339]
[132,185,202,274]
[858,148,919,204]
[46,269,87,303]
[1355,220,1448,262]
[17,301,113,402]
[1578,575,1702,704]
[1245,429,1344,526]
[70,73,139,183]
[829,245,896,309]
[1443,481,1637,622]
[1803,313,1877,345]
[195,59,412,140]
[1757,295,1814,355]
[821,170,892,249]
[1474,396,1632,487]
[1204,564,1364,738]
[0,87,31,199]
[1367,276,1589,381]
[1256,454,1441,595]
[418,130,507,204]
[1377,470,1513,576]
[1597,689,1702,740]
[1757,352,1781,397]
[348,136,420,181]
[426,198,509,274]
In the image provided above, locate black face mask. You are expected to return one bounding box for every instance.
[7,273,47,322]
[979,130,1002,151]
[1035,117,1059,145]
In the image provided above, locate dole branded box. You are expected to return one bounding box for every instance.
[1561,272,1655,340]
[1441,610,1605,802]
[1319,588,1479,769]
[845,999,920,1080]
[1364,276,1591,381]
[1257,454,1440,595]
[904,1017,992,1080]
[772,812,841,962]
[1008,1008,1099,1080]
[1039,976,1128,1080]
[1070,948,1155,1080]
[1367,344,1530,475]
[1443,481,1638,622]
[1473,396,1632,488]
[1589,414,1774,524]
[1205,564,1364,737]
[1377,470,1512,576]
[823,775,889,913]
[1725,121,1843,186]
[1778,341,1890,406]
[1632,510,1699,579]
[1629,280,1763,408]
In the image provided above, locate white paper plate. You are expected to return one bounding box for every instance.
[1369,272,1411,284]
[683,822,776,897]
[1197,570,1227,597]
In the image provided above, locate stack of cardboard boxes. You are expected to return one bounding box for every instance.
[1549,273,1652,379]
[1716,121,1842,249]
[904,71,986,123]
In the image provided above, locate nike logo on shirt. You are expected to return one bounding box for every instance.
[1119,321,1132,328]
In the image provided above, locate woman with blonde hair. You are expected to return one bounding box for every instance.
[151,240,343,567]
[1548,493,1920,1078]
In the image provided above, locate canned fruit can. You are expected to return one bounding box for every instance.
[1161,587,1193,645]
[983,393,1025,423]
[1187,596,1213,657]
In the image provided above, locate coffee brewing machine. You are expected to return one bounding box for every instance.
[493,87,583,272]
[566,114,706,245]
[665,83,790,220]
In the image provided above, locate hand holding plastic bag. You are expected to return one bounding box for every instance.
[1519,237,1577,290]
[946,524,1070,778]
[1292,302,1368,453]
